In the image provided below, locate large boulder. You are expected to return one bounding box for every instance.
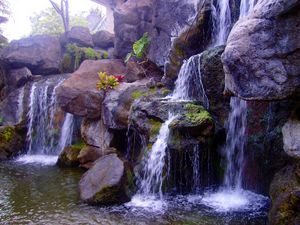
[57,144,83,167]
[56,59,126,119]
[65,26,94,47]
[269,163,300,225]
[1,35,62,75]
[79,154,134,205]
[92,30,115,49]
[223,0,300,100]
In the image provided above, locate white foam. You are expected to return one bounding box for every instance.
[126,194,166,212]
[198,189,268,213]
[15,155,58,166]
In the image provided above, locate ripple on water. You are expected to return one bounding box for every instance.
[15,155,58,166]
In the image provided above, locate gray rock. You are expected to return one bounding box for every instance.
[9,67,32,88]
[282,119,300,159]
[81,118,113,149]
[223,0,300,100]
[1,35,62,75]
[56,59,126,119]
[79,154,133,205]
[66,26,93,47]
[92,30,115,49]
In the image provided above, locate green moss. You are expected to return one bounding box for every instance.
[60,53,73,73]
[149,87,157,94]
[149,119,162,137]
[70,141,86,151]
[161,88,171,96]
[184,103,212,123]
[131,90,146,100]
[83,47,101,60]
[0,126,14,142]
[102,51,108,59]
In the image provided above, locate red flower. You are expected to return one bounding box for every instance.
[114,75,125,82]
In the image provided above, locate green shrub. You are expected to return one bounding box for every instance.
[102,51,109,59]
[96,71,119,90]
[125,32,150,63]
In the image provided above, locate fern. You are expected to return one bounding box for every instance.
[125,32,150,63]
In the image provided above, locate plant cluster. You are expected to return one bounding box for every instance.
[125,32,150,63]
[96,72,120,90]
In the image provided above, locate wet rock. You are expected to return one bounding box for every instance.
[1,35,62,75]
[79,153,134,205]
[77,145,102,168]
[8,67,32,88]
[282,119,300,159]
[102,79,149,129]
[0,125,25,160]
[66,26,94,47]
[56,59,126,119]
[92,30,115,49]
[223,0,300,100]
[57,145,83,167]
[80,118,113,149]
[269,163,300,225]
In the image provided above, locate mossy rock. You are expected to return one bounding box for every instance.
[57,143,86,167]
[0,126,24,160]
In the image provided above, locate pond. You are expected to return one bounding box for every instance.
[0,158,269,225]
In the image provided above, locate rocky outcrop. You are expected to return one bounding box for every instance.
[1,35,62,75]
[269,163,300,225]
[65,26,94,47]
[56,59,126,119]
[102,79,149,129]
[57,145,83,167]
[223,0,300,100]
[77,145,104,169]
[92,30,115,49]
[79,154,134,205]
[8,67,32,88]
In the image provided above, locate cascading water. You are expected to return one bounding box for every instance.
[129,114,176,210]
[171,53,209,109]
[17,76,74,165]
[16,86,25,123]
[239,0,257,18]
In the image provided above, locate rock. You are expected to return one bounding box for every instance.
[66,26,93,47]
[57,145,83,167]
[79,154,134,205]
[1,35,62,75]
[8,67,32,88]
[92,30,115,49]
[0,125,25,160]
[222,0,300,100]
[56,59,126,119]
[269,163,300,225]
[80,118,113,149]
[102,79,149,129]
[282,119,300,159]
[77,146,102,167]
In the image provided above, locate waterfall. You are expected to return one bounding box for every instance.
[17,76,74,165]
[16,86,25,123]
[171,53,209,109]
[223,97,247,189]
[212,0,232,46]
[239,0,257,18]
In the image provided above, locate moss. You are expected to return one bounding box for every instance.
[161,88,171,96]
[102,51,108,59]
[0,126,14,142]
[70,141,86,151]
[184,103,212,123]
[131,90,146,100]
[149,119,162,137]
[82,47,101,60]
[149,87,157,94]
[60,53,73,73]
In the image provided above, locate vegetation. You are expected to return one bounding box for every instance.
[149,119,162,137]
[125,32,150,63]
[0,126,14,142]
[96,72,120,90]
[30,7,88,35]
[131,90,146,100]
[49,0,70,32]
[0,0,9,46]
[60,44,102,72]
[184,103,212,123]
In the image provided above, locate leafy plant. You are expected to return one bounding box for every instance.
[125,32,150,63]
[96,72,120,90]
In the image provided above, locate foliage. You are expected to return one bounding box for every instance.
[96,72,120,90]
[70,141,86,151]
[184,103,212,123]
[49,0,70,32]
[149,119,162,137]
[131,90,146,100]
[30,7,88,35]
[125,32,150,63]
[61,44,101,72]
[0,126,14,142]
[102,51,108,59]
[0,0,9,45]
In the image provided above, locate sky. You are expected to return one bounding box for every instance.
[2,0,106,41]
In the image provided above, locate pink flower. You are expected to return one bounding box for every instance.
[114,75,125,82]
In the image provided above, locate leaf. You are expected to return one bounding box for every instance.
[132,32,150,59]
